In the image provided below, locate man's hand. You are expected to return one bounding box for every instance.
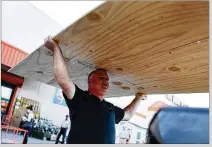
[135,92,147,100]
[123,92,147,121]
[44,36,59,52]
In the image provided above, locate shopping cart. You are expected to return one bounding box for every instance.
[1,125,27,144]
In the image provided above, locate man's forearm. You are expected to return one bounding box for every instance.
[53,47,70,86]
[123,97,142,120]
[46,38,75,100]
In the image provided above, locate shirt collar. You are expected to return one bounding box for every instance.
[86,91,104,103]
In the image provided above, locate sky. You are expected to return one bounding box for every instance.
[30,1,105,28]
[29,1,209,109]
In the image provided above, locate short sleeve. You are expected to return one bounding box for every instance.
[63,84,84,111]
[114,106,125,124]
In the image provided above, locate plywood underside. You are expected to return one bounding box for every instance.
[10,1,209,98]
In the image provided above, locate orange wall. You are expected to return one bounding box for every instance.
[1,40,28,68]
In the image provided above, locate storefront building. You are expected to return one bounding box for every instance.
[1,40,28,119]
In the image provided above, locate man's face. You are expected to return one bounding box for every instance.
[26,109,30,113]
[88,70,109,95]
[122,126,126,131]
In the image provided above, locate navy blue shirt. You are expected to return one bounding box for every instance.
[63,85,125,144]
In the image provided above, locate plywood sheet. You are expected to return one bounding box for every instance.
[9,1,209,98]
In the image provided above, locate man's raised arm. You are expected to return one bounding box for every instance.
[123,93,146,121]
[44,36,75,100]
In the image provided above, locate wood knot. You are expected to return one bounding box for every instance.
[36,71,43,74]
[87,11,102,22]
[116,68,123,72]
[122,86,130,90]
[137,87,144,91]
[112,82,122,86]
[168,66,181,72]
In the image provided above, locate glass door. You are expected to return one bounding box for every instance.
[1,81,15,117]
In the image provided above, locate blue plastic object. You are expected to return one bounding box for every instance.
[149,107,209,144]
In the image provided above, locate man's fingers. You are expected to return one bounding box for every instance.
[44,36,52,42]
[48,35,52,41]
[136,92,147,100]
[136,92,146,96]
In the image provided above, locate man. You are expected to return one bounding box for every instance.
[44,36,146,144]
[126,128,131,144]
[119,126,131,144]
[55,115,70,144]
[20,105,35,144]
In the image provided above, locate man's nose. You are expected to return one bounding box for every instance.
[103,81,109,86]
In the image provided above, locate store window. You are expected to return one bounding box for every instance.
[1,86,13,116]
[1,82,15,117]
[135,129,148,144]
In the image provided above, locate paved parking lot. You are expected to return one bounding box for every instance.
[1,130,55,144]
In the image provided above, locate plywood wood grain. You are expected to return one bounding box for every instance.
[9,1,209,98]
